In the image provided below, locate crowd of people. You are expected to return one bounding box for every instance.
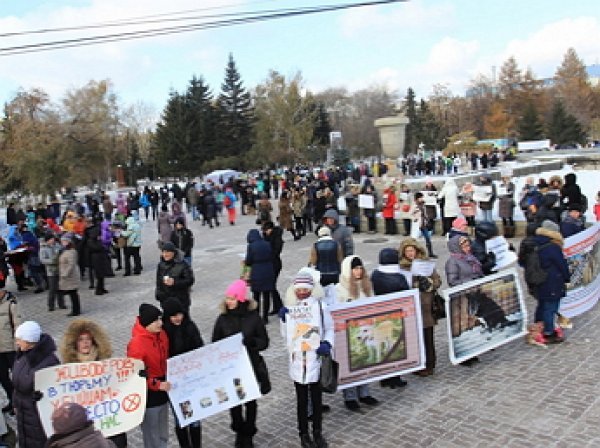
[0,164,598,447]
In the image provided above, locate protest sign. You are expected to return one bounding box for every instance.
[420,191,438,206]
[327,290,424,389]
[167,333,261,427]
[35,358,146,437]
[472,185,493,202]
[442,269,527,365]
[358,194,374,209]
[410,260,436,277]
[286,303,321,353]
[485,236,518,271]
[559,223,600,318]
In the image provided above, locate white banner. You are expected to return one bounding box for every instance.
[358,194,374,209]
[167,334,261,427]
[473,185,493,202]
[559,223,600,318]
[485,236,518,271]
[35,358,146,438]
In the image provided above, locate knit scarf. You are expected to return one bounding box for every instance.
[451,252,483,275]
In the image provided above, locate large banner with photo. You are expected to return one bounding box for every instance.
[327,290,425,389]
[35,358,147,437]
[167,333,261,427]
[442,269,527,365]
[558,223,600,318]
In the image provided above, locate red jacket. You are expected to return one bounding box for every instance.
[382,190,397,219]
[127,318,169,406]
[595,203,600,222]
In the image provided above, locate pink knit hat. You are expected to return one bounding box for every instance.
[226,279,248,302]
[452,217,468,229]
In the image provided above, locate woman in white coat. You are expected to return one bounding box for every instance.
[438,178,461,236]
[279,270,333,448]
[335,256,379,411]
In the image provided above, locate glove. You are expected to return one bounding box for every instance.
[487,251,496,264]
[417,276,432,293]
[242,336,254,348]
[33,390,43,402]
[138,369,148,378]
[278,307,289,323]
[316,341,331,356]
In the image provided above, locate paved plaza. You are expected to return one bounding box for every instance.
[9,209,600,447]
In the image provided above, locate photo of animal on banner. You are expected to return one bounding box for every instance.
[328,290,424,390]
[443,269,527,365]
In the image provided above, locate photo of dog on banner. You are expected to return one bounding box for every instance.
[444,271,527,364]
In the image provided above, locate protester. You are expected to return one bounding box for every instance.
[532,221,570,345]
[158,204,173,247]
[203,189,220,228]
[412,193,437,259]
[498,175,516,238]
[46,402,116,447]
[560,204,585,238]
[560,173,582,210]
[261,221,285,314]
[155,242,195,313]
[370,248,409,388]
[381,185,398,235]
[470,221,498,275]
[323,209,354,258]
[0,281,19,414]
[85,216,112,295]
[121,216,143,276]
[447,217,470,240]
[477,174,496,223]
[127,304,171,448]
[445,236,484,287]
[13,321,60,448]
[58,234,81,317]
[171,217,194,266]
[334,255,379,410]
[162,299,204,448]
[59,318,127,447]
[212,280,269,448]
[437,178,460,236]
[361,183,378,234]
[278,191,297,240]
[309,227,343,287]
[459,182,477,232]
[279,271,332,448]
[244,229,275,324]
[40,233,63,311]
[224,188,238,225]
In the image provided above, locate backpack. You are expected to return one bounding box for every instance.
[223,195,232,207]
[524,242,552,286]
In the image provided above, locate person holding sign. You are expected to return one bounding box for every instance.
[59,319,127,448]
[279,271,333,448]
[12,321,60,448]
[399,239,442,377]
[127,304,171,448]
[212,279,269,448]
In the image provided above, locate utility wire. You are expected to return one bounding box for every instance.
[0,0,406,56]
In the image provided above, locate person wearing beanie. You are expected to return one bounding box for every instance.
[279,269,333,448]
[155,241,195,313]
[370,249,410,387]
[560,204,584,238]
[399,238,442,377]
[335,255,379,411]
[309,226,343,287]
[170,217,194,266]
[322,209,354,258]
[47,402,116,448]
[127,304,171,448]
[161,298,204,448]
[448,217,470,240]
[212,280,268,448]
[532,220,570,345]
[13,321,59,448]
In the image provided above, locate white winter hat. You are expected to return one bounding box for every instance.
[15,321,42,343]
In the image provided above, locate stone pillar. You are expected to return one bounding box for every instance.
[374,114,409,159]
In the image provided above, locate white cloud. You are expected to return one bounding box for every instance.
[339,0,455,38]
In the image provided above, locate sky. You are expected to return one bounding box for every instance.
[0,0,599,121]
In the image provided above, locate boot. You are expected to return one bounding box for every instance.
[300,433,315,448]
[503,224,515,238]
[189,424,202,448]
[241,423,256,448]
[175,426,192,448]
[16,273,28,291]
[313,432,328,448]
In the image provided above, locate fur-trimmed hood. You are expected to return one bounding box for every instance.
[218,297,258,314]
[60,319,113,363]
[337,255,372,302]
[398,237,428,269]
[549,175,564,189]
[535,227,564,247]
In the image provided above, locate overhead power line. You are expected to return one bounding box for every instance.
[0,0,406,57]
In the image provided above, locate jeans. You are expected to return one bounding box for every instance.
[535,299,560,335]
[421,228,434,256]
[141,403,169,448]
[342,384,370,402]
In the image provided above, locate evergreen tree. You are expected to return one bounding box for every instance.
[185,75,215,172]
[415,99,445,150]
[312,102,331,146]
[404,87,418,153]
[216,54,253,159]
[547,99,586,145]
[518,101,545,141]
[154,91,189,176]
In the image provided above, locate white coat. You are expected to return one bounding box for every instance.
[438,179,460,218]
[281,295,334,384]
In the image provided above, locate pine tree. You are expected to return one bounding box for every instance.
[154,91,189,176]
[185,75,215,171]
[216,54,253,159]
[404,87,418,153]
[518,101,544,141]
[547,99,586,145]
[312,102,331,146]
[415,99,444,150]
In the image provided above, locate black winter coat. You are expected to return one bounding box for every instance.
[471,239,497,275]
[560,174,582,208]
[212,301,269,371]
[163,316,204,357]
[371,269,409,295]
[170,228,194,257]
[245,229,275,292]
[13,333,60,448]
[86,225,112,278]
[155,258,195,309]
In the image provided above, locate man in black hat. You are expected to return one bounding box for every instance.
[155,242,195,313]
[560,203,585,238]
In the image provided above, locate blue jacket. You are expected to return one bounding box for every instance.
[245,229,274,292]
[314,238,340,276]
[560,216,584,238]
[534,229,570,301]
